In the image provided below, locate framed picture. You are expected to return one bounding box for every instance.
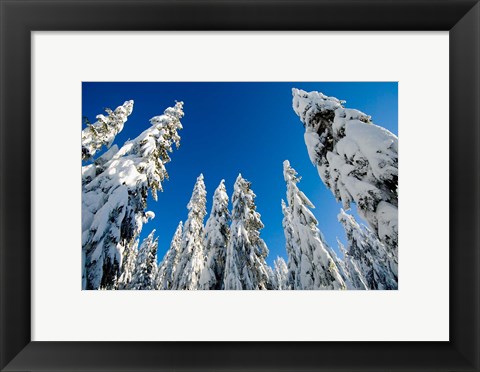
[1,0,479,371]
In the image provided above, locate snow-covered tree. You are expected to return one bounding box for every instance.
[172,174,207,290]
[319,231,357,290]
[224,174,272,290]
[117,239,139,290]
[82,101,184,289]
[199,180,230,290]
[128,230,159,290]
[273,257,289,290]
[338,209,397,290]
[281,200,299,290]
[337,239,368,290]
[223,240,242,290]
[292,89,398,256]
[156,221,183,290]
[82,100,134,161]
[282,160,345,290]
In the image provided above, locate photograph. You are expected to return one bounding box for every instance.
[81,82,398,291]
[3,0,478,370]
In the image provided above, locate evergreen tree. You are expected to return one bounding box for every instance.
[81,100,134,161]
[199,180,230,290]
[224,174,272,290]
[266,265,276,290]
[273,257,289,290]
[128,231,158,290]
[223,237,242,290]
[82,101,184,289]
[117,239,139,290]
[292,89,398,256]
[156,221,183,290]
[172,174,207,290]
[281,200,299,290]
[338,209,397,290]
[282,160,345,290]
[319,231,355,290]
[337,240,368,290]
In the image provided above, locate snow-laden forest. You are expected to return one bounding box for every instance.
[81,88,398,290]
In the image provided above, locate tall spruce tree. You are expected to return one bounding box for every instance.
[156,221,183,290]
[172,174,207,290]
[199,180,230,290]
[337,240,368,290]
[128,231,158,290]
[281,200,299,290]
[292,89,398,257]
[82,101,184,289]
[282,160,346,290]
[273,257,289,290]
[319,231,355,290]
[117,239,139,290]
[338,209,397,290]
[81,100,134,161]
[223,174,272,290]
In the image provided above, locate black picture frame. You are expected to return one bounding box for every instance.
[1,0,479,371]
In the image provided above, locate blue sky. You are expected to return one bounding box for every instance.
[82,82,398,266]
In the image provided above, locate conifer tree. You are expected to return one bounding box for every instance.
[156,222,183,290]
[199,180,230,290]
[172,174,207,290]
[338,209,397,290]
[117,239,139,290]
[282,160,346,290]
[320,232,354,289]
[281,200,299,290]
[223,238,242,290]
[337,240,368,290]
[292,89,398,256]
[81,100,134,161]
[82,101,184,289]
[224,174,272,290]
[273,257,289,290]
[128,230,158,290]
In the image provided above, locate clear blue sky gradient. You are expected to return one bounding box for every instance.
[82,82,398,266]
